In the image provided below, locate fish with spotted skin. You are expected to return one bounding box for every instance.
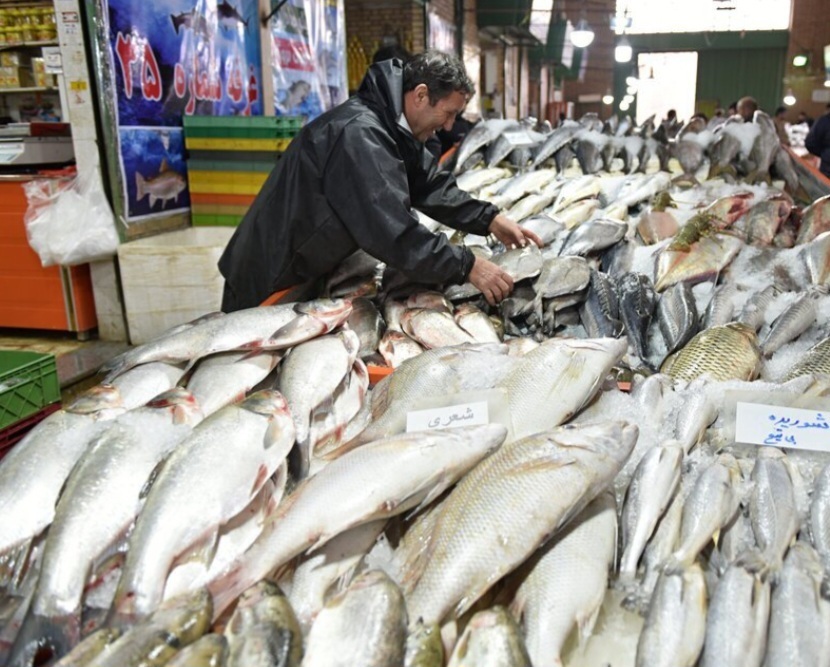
[761,290,820,356]
[661,323,761,382]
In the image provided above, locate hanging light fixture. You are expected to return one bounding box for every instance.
[602,90,614,105]
[570,18,595,48]
[783,88,796,106]
[792,53,808,67]
[825,78,830,88]
[620,100,631,112]
[615,36,632,63]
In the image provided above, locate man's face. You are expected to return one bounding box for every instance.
[405,84,468,143]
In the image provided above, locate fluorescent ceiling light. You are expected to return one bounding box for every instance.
[570,19,595,48]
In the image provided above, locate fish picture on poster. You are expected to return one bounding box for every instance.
[120,127,190,220]
[105,0,262,220]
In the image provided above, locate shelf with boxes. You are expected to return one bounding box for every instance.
[183,115,304,227]
[0,4,58,48]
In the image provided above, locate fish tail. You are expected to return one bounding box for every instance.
[8,610,79,667]
[135,171,146,202]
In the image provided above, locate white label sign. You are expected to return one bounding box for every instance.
[42,47,62,75]
[735,401,830,452]
[406,401,489,433]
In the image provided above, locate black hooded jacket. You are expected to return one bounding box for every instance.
[218,59,499,311]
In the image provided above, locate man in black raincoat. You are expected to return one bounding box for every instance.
[218,50,542,312]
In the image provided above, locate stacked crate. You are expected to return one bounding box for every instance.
[0,351,61,458]
[183,116,304,227]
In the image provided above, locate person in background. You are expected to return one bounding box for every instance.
[736,96,758,122]
[773,106,790,146]
[797,110,814,128]
[218,50,543,312]
[805,103,830,180]
[727,101,738,116]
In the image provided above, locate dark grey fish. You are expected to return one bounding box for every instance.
[737,286,776,333]
[346,297,386,360]
[578,112,603,132]
[575,133,605,175]
[656,282,699,357]
[325,250,381,295]
[459,149,486,173]
[454,122,496,175]
[747,111,780,184]
[530,124,581,169]
[486,134,518,168]
[772,148,803,199]
[509,145,533,171]
[559,218,627,257]
[579,271,623,338]
[601,238,635,279]
[701,283,736,329]
[618,272,658,362]
[553,145,576,173]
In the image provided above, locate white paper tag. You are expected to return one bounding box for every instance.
[735,401,830,452]
[406,401,489,433]
[42,47,63,75]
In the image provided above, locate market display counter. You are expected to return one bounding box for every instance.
[0,176,97,334]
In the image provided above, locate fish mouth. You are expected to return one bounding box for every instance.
[8,611,79,667]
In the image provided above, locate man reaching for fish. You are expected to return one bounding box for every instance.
[218,50,542,311]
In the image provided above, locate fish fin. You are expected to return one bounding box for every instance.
[175,528,220,571]
[370,373,392,419]
[135,171,146,202]
[508,454,576,476]
[250,462,269,496]
[159,158,169,172]
[149,193,158,208]
[576,603,602,645]
[139,459,168,500]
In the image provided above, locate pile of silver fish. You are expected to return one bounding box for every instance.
[2,134,830,667]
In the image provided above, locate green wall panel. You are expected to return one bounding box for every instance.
[695,48,785,115]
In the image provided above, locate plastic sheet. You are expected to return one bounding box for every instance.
[23,174,120,267]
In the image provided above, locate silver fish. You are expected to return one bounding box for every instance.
[656,281,699,357]
[737,285,776,332]
[701,282,736,329]
[303,570,407,667]
[519,214,565,246]
[619,444,683,580]
[750,447,799,570]
[111,391,296,623]
[384,300,407,332]
[378,330,424,368]
[796,194,830,245]
[455,167,512,194]
[505,192,557,223]
[404,422,638,625]
[634,564,707,667]
[810,461,830,577]
[761,290,819,356]
[513,492,617,666]
[746,110,780,184]
[108,361,188,409]
[673,385,717,453]
[402,308,477,349]
[406,291,453,313]
[454,121,501,175]
[445,246,544,301]
[617,172,672,209]
[617,272,658,362]
[454,303,501,343]
[551,175,601,214]
[325,250,382,295]
[784,335,830,381]
[187,351,281,417]
[530,122,581,169]
[558,218,627,257]
[346,297,386,359]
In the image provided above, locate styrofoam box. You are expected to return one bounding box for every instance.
[118,227,234,345]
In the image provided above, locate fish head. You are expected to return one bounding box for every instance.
[705,192,755,224]
[550,420,638,463]
[241,389,291,418]
[295,298,354,326]
[145,386,203,424]
[66,383,124,415]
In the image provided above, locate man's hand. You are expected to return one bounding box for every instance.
[468,256,514,306]
[488,213,545,249]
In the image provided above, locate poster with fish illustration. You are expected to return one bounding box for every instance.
[105,0,262,220]
[271,0,346,120]
[120,128,190,220]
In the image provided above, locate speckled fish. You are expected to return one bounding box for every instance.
[637,193,679,245]
[530,123,582,169]
[166,634,228,667]
[87,591,211,667]
[579,271,624,339]
[208,425,507,618]
[102,300,353,381]
[187,351,282,417]
[699,552,770,667]
[654,233,744,292]
[669,453,742,568]
[803,231,830,286]
[303,571,406,667]
[635,564,707,667]
[447,607,530,667]
[558,218,627,257]
[617,171,672,209]
[453,303,500,343]
[550,175,601,214]
[784,335,830,381]
[378,330,424,368]
[750,447,799,570]
[110,391,296,623]
[223,580,302,667]
[289,520,386,634]
[795,194,830,244]
[761,291,819,356]
[737,285,776,332]
[404,621,443,667]
[512,492,617,667]
[619,444,683,580]
[765,542,830,667]
[740,197,793,245]
[500,337,628,441]
[656,281,699,357]
[404,422,638,625]
[455,167,511,193]
[701,282,736,329]
[346,297,386,359]
[661,323,761,382]
[617,272,657,361]
[277,330,360,475]
[51,628,122,667]
[505,191,558,223]
[0,385,123,559]
[8,389,203,665]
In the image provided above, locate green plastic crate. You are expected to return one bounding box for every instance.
[0,351,60,430]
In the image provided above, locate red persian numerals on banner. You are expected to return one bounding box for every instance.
[273,36,315,72]
[115,30,244,114]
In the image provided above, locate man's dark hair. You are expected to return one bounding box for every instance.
[372,45,411,64]
[403,50,475,105]
[775,106,787,116]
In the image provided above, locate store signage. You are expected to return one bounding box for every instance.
[735,402,830,452]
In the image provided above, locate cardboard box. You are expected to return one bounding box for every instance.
[118,227,235,345]
[0,65,34,88]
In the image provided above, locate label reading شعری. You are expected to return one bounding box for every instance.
[406,401,489,433]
